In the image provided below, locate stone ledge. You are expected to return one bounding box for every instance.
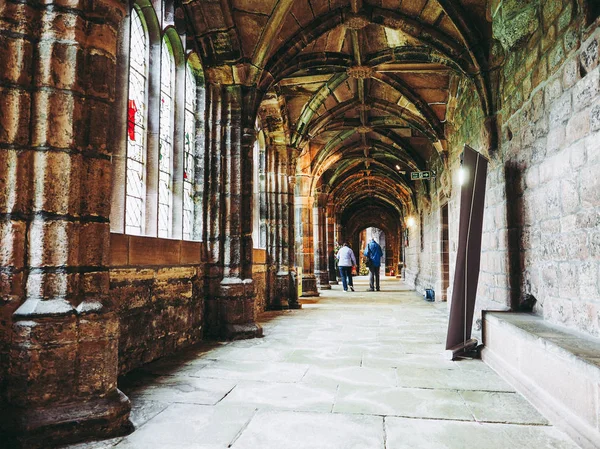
[481,312,600,449]
[109,233,203,267]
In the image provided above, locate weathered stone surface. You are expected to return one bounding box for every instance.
[1,0,600,446]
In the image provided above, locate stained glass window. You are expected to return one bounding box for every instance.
[158,38,174,238]
[125,8,148,235]
[183,63,197,240]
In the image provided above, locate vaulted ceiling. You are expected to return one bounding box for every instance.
[183,0,494,227]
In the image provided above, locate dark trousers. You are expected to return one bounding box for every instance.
[339,266,353,291]
[369,265,380,291]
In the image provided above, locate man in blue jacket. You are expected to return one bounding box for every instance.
[363,238,383,291]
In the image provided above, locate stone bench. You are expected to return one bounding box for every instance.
[481,312,600,449]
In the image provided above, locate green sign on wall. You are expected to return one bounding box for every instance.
[410,171,435,180]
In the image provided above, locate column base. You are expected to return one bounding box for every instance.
[215,278,263,341]
[271,273,291,310]
[315,270,331,289]
[301,276,320,297]
[223,323,263,340]
[2,390,132,449]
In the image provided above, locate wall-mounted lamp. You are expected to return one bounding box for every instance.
[458,152,467,186]
[406,216,416,227]
[395,164,406,175]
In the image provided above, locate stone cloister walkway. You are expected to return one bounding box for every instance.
[66,277,578,449]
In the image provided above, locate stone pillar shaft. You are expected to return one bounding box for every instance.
[204,83,261,339]
[267,145,291,309]
[265,142,278,307]
[313,193,330,289]
[295,176,319,297]
[0,1,131,445]
[287,158,301,308]
[326,203,338,284]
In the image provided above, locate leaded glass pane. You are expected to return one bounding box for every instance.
[158,38,174,238]
[125,8,148,235]
[183,63,197,240]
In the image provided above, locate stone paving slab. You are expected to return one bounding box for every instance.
[125,376,237,405]
[385,417,579,449]
[301,365,398,389]
[219,380,337,412]
[362,352,459,370]
[191,360,310,382]
[333,384,475,420]
[395,365,514,391]
[115,404,257,449]
[230,410,384,449]
[460,391,549,424]
[62,277,578,449]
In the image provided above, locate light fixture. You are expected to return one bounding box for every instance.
[406,216,416,227]
[458,152,466,186]
[458,167,466,186]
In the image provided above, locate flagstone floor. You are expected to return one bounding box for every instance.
[65,277,579,449]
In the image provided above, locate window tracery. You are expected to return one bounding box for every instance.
[158,38,174,238]
[125,7,148,235]
[183,63,197,240]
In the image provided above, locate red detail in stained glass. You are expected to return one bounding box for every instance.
[127,99,137,140]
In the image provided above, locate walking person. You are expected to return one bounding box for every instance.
[364,237,383,291]
[336,242,357,292]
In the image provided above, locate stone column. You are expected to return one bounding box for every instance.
[204,83,224,335]
[269,144,291,309]
[265,142,278,308]
[334,213,344,247]
[0,1,131,446]
[326,202,338,284]
[295,175,319,297]
[313,192,331,289]
[204,82,261,339]
[287,152,301,308]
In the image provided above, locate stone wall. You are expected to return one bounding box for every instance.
[109,234,205,374]
[409,1,600,338]
[253,248,268,314]
[491,3,600,337]
[404,74,487,302]
[108,235,270,375]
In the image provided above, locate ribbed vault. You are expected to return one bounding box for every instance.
[182,0,494,238]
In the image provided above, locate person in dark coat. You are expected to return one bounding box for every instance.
[363,238,383,291]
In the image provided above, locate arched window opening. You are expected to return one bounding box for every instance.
[183,62,196,240]
[125,7,149,235]
[158,37,175,238]
[252,129,267,249]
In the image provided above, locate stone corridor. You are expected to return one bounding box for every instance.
[65,277,577,449]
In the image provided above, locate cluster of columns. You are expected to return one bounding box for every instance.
[264,145,300,309]
[0,1,131,446]
[291,179,344,297]
[203,83,263,339]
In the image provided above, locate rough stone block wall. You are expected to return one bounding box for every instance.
[482,1,600,336]
[107,235,271,375]
[495,19,600,337]
[408,1,600,339]
[405,77,486,301]
[404,197,442,298]
[109,234,205,374]
[253,248,268,314]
